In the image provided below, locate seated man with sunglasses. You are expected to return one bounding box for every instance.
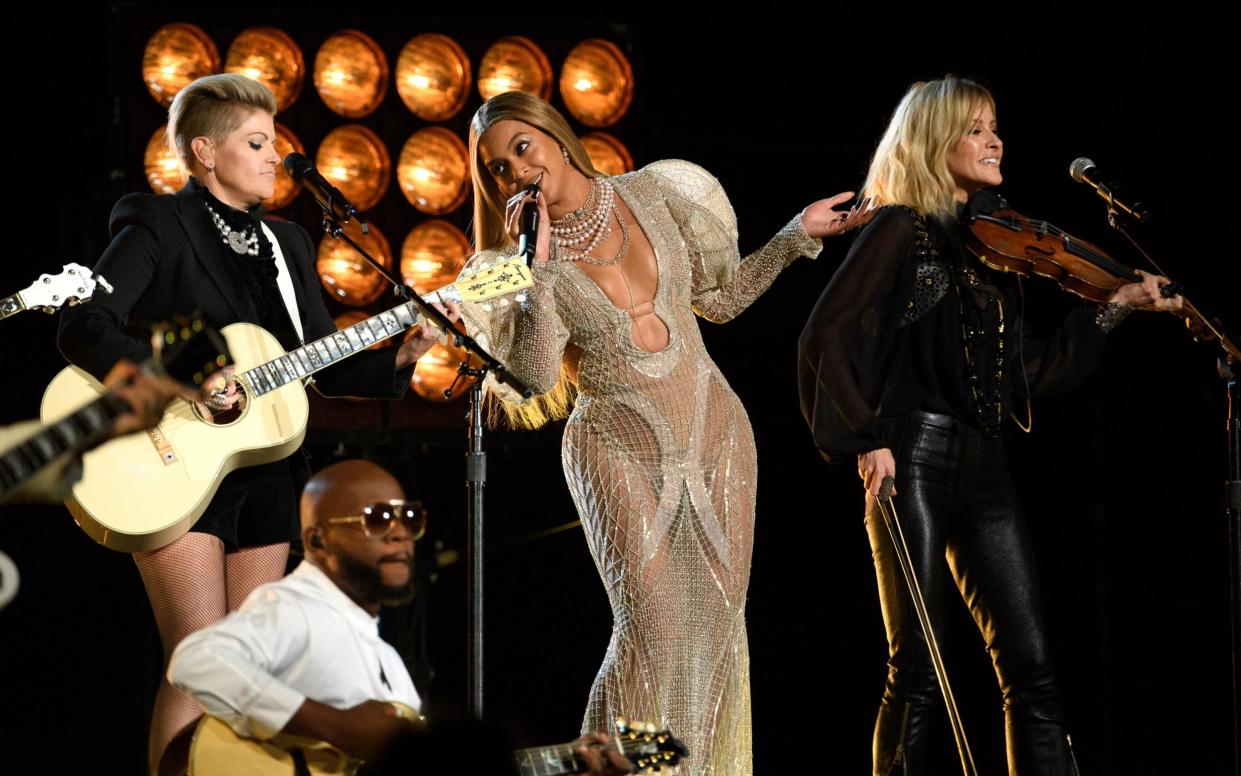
[168,459,633,775]
[167,458,430,765]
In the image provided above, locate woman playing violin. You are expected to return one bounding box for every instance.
[797,75,1182,776]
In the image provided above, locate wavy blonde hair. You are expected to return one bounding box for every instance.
[862,76,995,219]
[467,92,602,429]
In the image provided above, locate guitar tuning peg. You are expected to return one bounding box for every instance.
[644,722,656,733]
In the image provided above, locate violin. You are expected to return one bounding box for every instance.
[962,193,1238,360]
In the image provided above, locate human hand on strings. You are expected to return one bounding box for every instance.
[197,366,240,411]
[571,731,635,775]
[396,300,461,369]
[801,192,875,238]
[858,447,897,497]
[1107,268,1184,313]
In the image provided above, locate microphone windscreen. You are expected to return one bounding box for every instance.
[283,152,312,175]
[1069,157,1096,183]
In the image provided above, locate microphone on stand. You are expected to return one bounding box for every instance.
[283,153,363,227]
[1069,157,1152,223]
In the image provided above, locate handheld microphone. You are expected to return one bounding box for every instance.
[283,152,360,224]
[517,182,541,266]
[1069,158,1151,223]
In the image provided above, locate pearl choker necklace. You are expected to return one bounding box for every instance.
[203,200,260,256]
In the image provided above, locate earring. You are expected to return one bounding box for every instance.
[561,147,570,163]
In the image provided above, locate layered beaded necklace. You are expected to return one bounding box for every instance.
[550,177,630,266]
[203,199,260,256]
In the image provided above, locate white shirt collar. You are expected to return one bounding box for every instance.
[292,560,380,635]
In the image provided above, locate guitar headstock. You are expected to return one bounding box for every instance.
[616,718,688,773]
[150,316,233,388]
[20,263,112,312]
[455,255,534,304]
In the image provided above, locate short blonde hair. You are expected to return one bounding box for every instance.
[862,76,995,219]
[166,74,278,169]
[468,91,601,252]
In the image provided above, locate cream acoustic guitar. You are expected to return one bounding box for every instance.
[2,318,228,503]
[189,709,687,776]
[40,255,532,552]
[188,702,421,776]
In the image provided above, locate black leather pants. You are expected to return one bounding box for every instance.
[865,411,1078,776]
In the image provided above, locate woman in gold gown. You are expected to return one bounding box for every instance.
[458,92,866,774]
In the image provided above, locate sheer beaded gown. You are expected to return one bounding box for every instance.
[458,160,821,774]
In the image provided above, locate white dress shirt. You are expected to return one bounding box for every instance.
[168,560,421,740]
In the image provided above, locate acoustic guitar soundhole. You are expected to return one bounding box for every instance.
[190,381,248,426]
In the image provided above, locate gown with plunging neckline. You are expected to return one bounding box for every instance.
[457,159,821,775]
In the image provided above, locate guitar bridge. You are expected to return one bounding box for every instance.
[147,426,177,465]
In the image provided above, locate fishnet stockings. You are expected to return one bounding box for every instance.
[134,534,288,776]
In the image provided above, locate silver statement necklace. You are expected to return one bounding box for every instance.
[203,200,260,256]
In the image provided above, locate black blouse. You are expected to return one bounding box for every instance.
[798,204,1108,463]
[192,178,301,351]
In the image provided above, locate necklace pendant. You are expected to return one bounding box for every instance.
[227,231,251,255]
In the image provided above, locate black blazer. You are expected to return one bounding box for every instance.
[58,183,411,399]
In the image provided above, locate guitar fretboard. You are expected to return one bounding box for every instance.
[0,393,129,495]
[513,743,588,776]
[242,301,421,397]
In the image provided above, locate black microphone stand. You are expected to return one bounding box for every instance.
[317,206,532,722]
[1100,202,1241,775]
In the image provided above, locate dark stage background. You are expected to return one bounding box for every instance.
[3,4,1237,774]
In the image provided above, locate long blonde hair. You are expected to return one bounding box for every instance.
[862,76,995,219]
[467,92,602,429]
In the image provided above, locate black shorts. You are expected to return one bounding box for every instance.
[189,458,304,549]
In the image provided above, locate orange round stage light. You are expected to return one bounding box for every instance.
[396,128,469,215]
[580,132,634,176]
[560,39,633,127]
[265,122,305,210]
[315,124,391,212]
[333,311,393,350]
[316,221,393,307]
[400,220,470,293]
[395,33,471,122]
[142,23,220,107]
[409,337,479,402]
[144,124,187,194]
[313,30,388,118]
[224,27,305,111]
[477,36,552,101]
